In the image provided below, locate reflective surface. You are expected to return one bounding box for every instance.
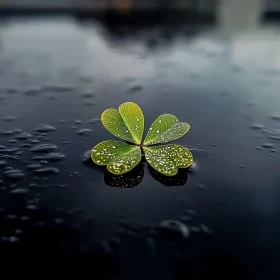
[0,8,280,279]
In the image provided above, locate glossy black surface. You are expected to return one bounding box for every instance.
[0,10,280,279]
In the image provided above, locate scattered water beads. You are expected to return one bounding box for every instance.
[107,148,141,175]
[144,145,193,176]
[91,141,141,172]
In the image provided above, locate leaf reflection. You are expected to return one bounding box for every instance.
[83,150,189,188]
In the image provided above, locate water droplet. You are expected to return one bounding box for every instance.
[250,123,264,130]
[30,144,57,153]
[26,205,38,210]
[77,128,92,136]
[24,87,41,96]
[0,160,7,167]
[156,130,160,133]
[129,85,143,92]
[34,124,56,132]
[4,116,16,122]
[239,165,245,168]
[81,92,95,98]
[10,188,29,195]
[270,115,280,121]
[84,100,96,106]
[16,132,32,140]
[262,142,274,148]
[36,153,65,161]
[196,184,205,190]
[8,236,19,243]
[89,118,100,124]
[34,167,59,175]
[4,169,25,180]
[200,224,213,235]
[158,220,190,240]
[269,135,280,141]
[5,214,18,220]
[149,128,152,131]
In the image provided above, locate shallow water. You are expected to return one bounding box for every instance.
[0,15,280,279]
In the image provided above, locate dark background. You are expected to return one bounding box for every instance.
[0,1,280,279]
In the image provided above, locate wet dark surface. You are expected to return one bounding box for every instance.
[1,14,280,279]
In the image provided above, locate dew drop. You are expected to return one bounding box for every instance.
[156,130,160,133]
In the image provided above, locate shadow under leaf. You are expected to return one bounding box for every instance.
[83,150,189,188]
[148,164,188,187]
[104,162,144,188]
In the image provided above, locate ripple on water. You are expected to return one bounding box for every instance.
[77,128,92,136]
[4,169,25,180]
[158,220,190,240]
[30,144,58,153]
[34,124,56,132]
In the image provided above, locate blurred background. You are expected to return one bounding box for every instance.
[1,1,280,280]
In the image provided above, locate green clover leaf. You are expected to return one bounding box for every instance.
[91,102,193,177]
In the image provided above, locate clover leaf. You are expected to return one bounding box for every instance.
[91,102,193,176]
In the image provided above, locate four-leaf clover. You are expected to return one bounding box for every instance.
[91,102,193,176]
